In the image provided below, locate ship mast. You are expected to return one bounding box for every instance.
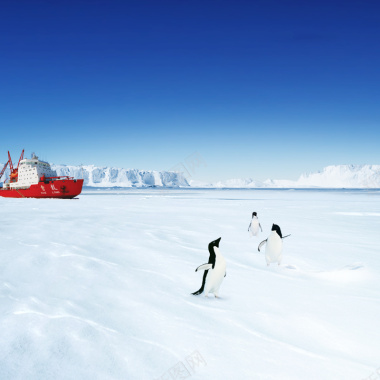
[8,151,13,173]
[17,149,25,169]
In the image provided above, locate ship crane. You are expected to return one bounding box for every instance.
[0,160,9,181]
[8,150,24,183]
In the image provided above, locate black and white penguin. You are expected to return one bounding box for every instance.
[248,211,263,237]
[258,224,289,266]
[192,237,226,298]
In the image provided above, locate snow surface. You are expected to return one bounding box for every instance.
[1,188,380,379]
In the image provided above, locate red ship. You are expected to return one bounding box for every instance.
[0,150,84,199]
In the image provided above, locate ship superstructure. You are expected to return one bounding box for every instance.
[0,150,84,199]
[5,153,56,188]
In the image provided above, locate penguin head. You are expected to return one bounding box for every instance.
[252,212,257,217]
[271,224,282,238]
[209,237,221,250]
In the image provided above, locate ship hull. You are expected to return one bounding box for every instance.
[0,179,84,199]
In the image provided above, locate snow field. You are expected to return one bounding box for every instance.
[1,189,380,379]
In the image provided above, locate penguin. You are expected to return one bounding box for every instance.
[192,237,226,298]
[248,211,263,237]
[258,224,290,266]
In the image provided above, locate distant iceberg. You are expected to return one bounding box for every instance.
[211,178,267,188]
[52,165,190,188]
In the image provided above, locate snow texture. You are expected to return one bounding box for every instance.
[1,188,380,380]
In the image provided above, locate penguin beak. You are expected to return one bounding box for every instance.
[215,237,221,247]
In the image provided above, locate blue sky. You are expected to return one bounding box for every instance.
[1,0,379,182]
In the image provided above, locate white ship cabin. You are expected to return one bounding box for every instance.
[4,153,57,189]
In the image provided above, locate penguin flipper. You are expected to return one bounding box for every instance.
[195,263,213,272]
[192,270,208,295]
[258,239,267,252]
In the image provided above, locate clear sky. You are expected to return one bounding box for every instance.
[1,0,379,182]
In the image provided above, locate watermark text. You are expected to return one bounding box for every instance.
[362,367,380,380]
[155,350,207,380]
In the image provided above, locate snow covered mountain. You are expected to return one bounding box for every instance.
[0,162,188,188]
[199,165,380,188]
[51,165,190,187]
[2,163,379,188]
[290,165,380,188]
[212,178,268,188]
[266,165,380,188]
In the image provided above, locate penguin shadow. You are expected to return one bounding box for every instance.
[345,263,364,271]
[283,264,298,270]
[252,222,367,279]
